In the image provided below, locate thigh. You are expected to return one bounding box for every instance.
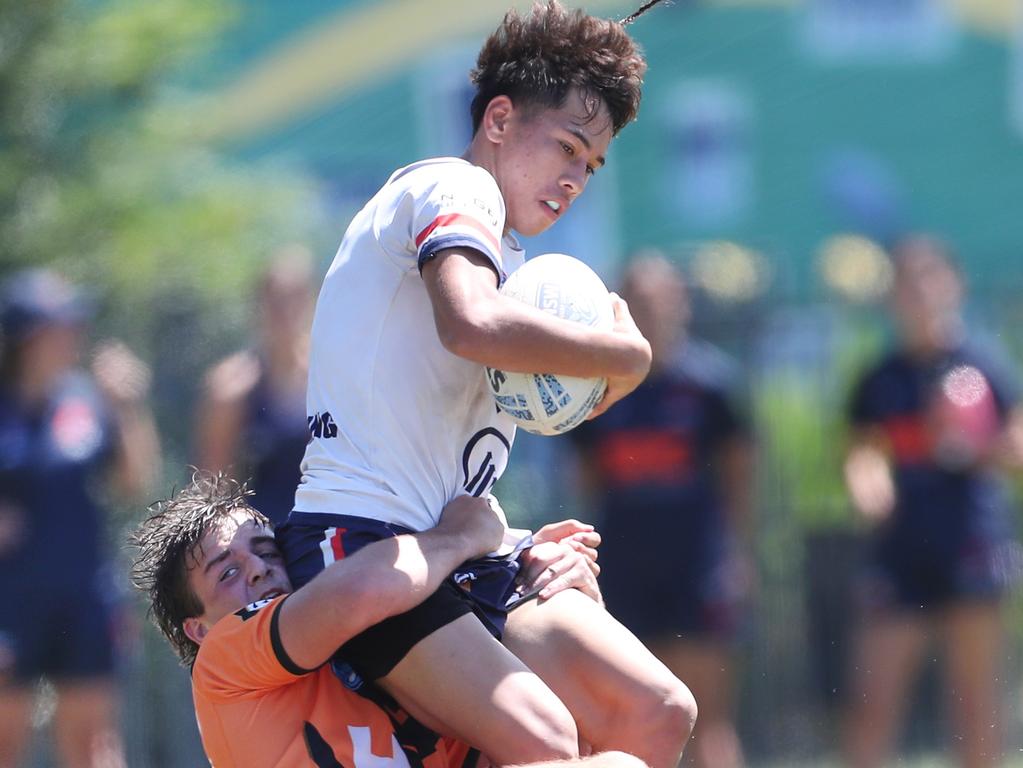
[0,687,33,768]
[940,599,1003,699]
[502,588,682,742]
[847,611,930,709]
[378,613,578,764]
[53,680,125,768]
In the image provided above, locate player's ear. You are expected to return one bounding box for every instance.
[482,95,515,144]
[183,616,210,646]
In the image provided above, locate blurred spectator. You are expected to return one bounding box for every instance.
[194,246,315,525]
[0,268,160,768]
[572,253,754,768]
[841,235,1023,768]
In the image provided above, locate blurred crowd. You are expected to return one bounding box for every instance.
[2,233,1022,768]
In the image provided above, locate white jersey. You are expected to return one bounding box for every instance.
[295,157,524,531]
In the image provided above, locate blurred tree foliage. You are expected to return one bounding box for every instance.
[0,0,324,352]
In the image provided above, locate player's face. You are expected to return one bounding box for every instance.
[624,266,690,365]
[891,247,962,351]
[184,513,292,640]
[492,88,613,237]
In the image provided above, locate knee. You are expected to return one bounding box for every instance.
[661,677,699,745]
[536,701,581,759]
[627,675,699,752]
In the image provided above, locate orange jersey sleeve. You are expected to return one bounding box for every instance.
[191,596,472,768]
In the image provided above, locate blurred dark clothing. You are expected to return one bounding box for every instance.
[0,371,121,681]
[573,340,749,640]
[240,357,309,526]
[0,371,116,586]
[849,342,1021,611]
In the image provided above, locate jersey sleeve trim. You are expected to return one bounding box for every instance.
[270,595,316,676]
[418,233,507,285]
[416,213,500,253]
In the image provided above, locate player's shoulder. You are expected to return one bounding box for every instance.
[954,337,1022,399]
[387,156,500,198]
[48,370,108,420]
[199,596,281,660]
[956,336,1017,374]
[196,596,282,672]
[673,339,741,392]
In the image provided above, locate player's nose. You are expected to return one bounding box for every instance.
[559,164,586,200]
[244,552,272,583]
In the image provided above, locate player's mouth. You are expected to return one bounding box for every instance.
[542,199,565,220]
[260,589,285,601]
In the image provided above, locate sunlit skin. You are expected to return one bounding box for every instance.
[13,324,81,406]
[466,87,613,238]
[182,513,292,646]
[889,238,964,358]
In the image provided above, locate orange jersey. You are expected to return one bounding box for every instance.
[191,595,471,768]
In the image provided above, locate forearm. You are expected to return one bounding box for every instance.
[444,294,648,378]
[425,248,648,379]
[364,528,480,622]
[110,403,161,499]
[719,439,754,543]
[278,525,487,669]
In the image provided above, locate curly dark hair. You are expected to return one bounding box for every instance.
[470,0,647,137]
[129,470,267,667]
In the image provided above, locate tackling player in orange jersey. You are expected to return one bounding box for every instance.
[130,471,629,768]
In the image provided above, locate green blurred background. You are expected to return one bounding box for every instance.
[3,0,1023,764]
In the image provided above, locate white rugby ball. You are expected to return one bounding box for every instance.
[486,253,613,435]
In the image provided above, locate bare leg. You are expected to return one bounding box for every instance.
[842,612,929,768]
[0,686,33,768]
[650,640,743,768]
[53,680,126,768]
[379,613,579,765]
[503,589,697,768]
[940,600,1003,768]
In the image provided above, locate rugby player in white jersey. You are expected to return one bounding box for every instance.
[276,2,696,766]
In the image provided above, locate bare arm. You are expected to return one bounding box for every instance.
[194,352,260,473]
[719,434,755,544]
[991,404,1023,470]
[92,340,161,500]
[844,426,896,522]
[422,248,650,381]
[276,494,504,671]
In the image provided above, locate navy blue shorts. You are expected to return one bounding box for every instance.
[596,521,745,643]
[276,512,526,681]
[0,579,118,685]
[857,520,1022,615]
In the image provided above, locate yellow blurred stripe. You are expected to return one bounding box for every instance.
[203,0,629,140]
[947,0,1018,36]
[202,0,1016,142]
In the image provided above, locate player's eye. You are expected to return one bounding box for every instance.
[585,164,596,177]
[560,141,574,156]
[259,549,282,562]
[218,565,238,582]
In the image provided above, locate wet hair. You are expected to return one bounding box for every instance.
[470,0,648,137]
[129,470,267,667]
